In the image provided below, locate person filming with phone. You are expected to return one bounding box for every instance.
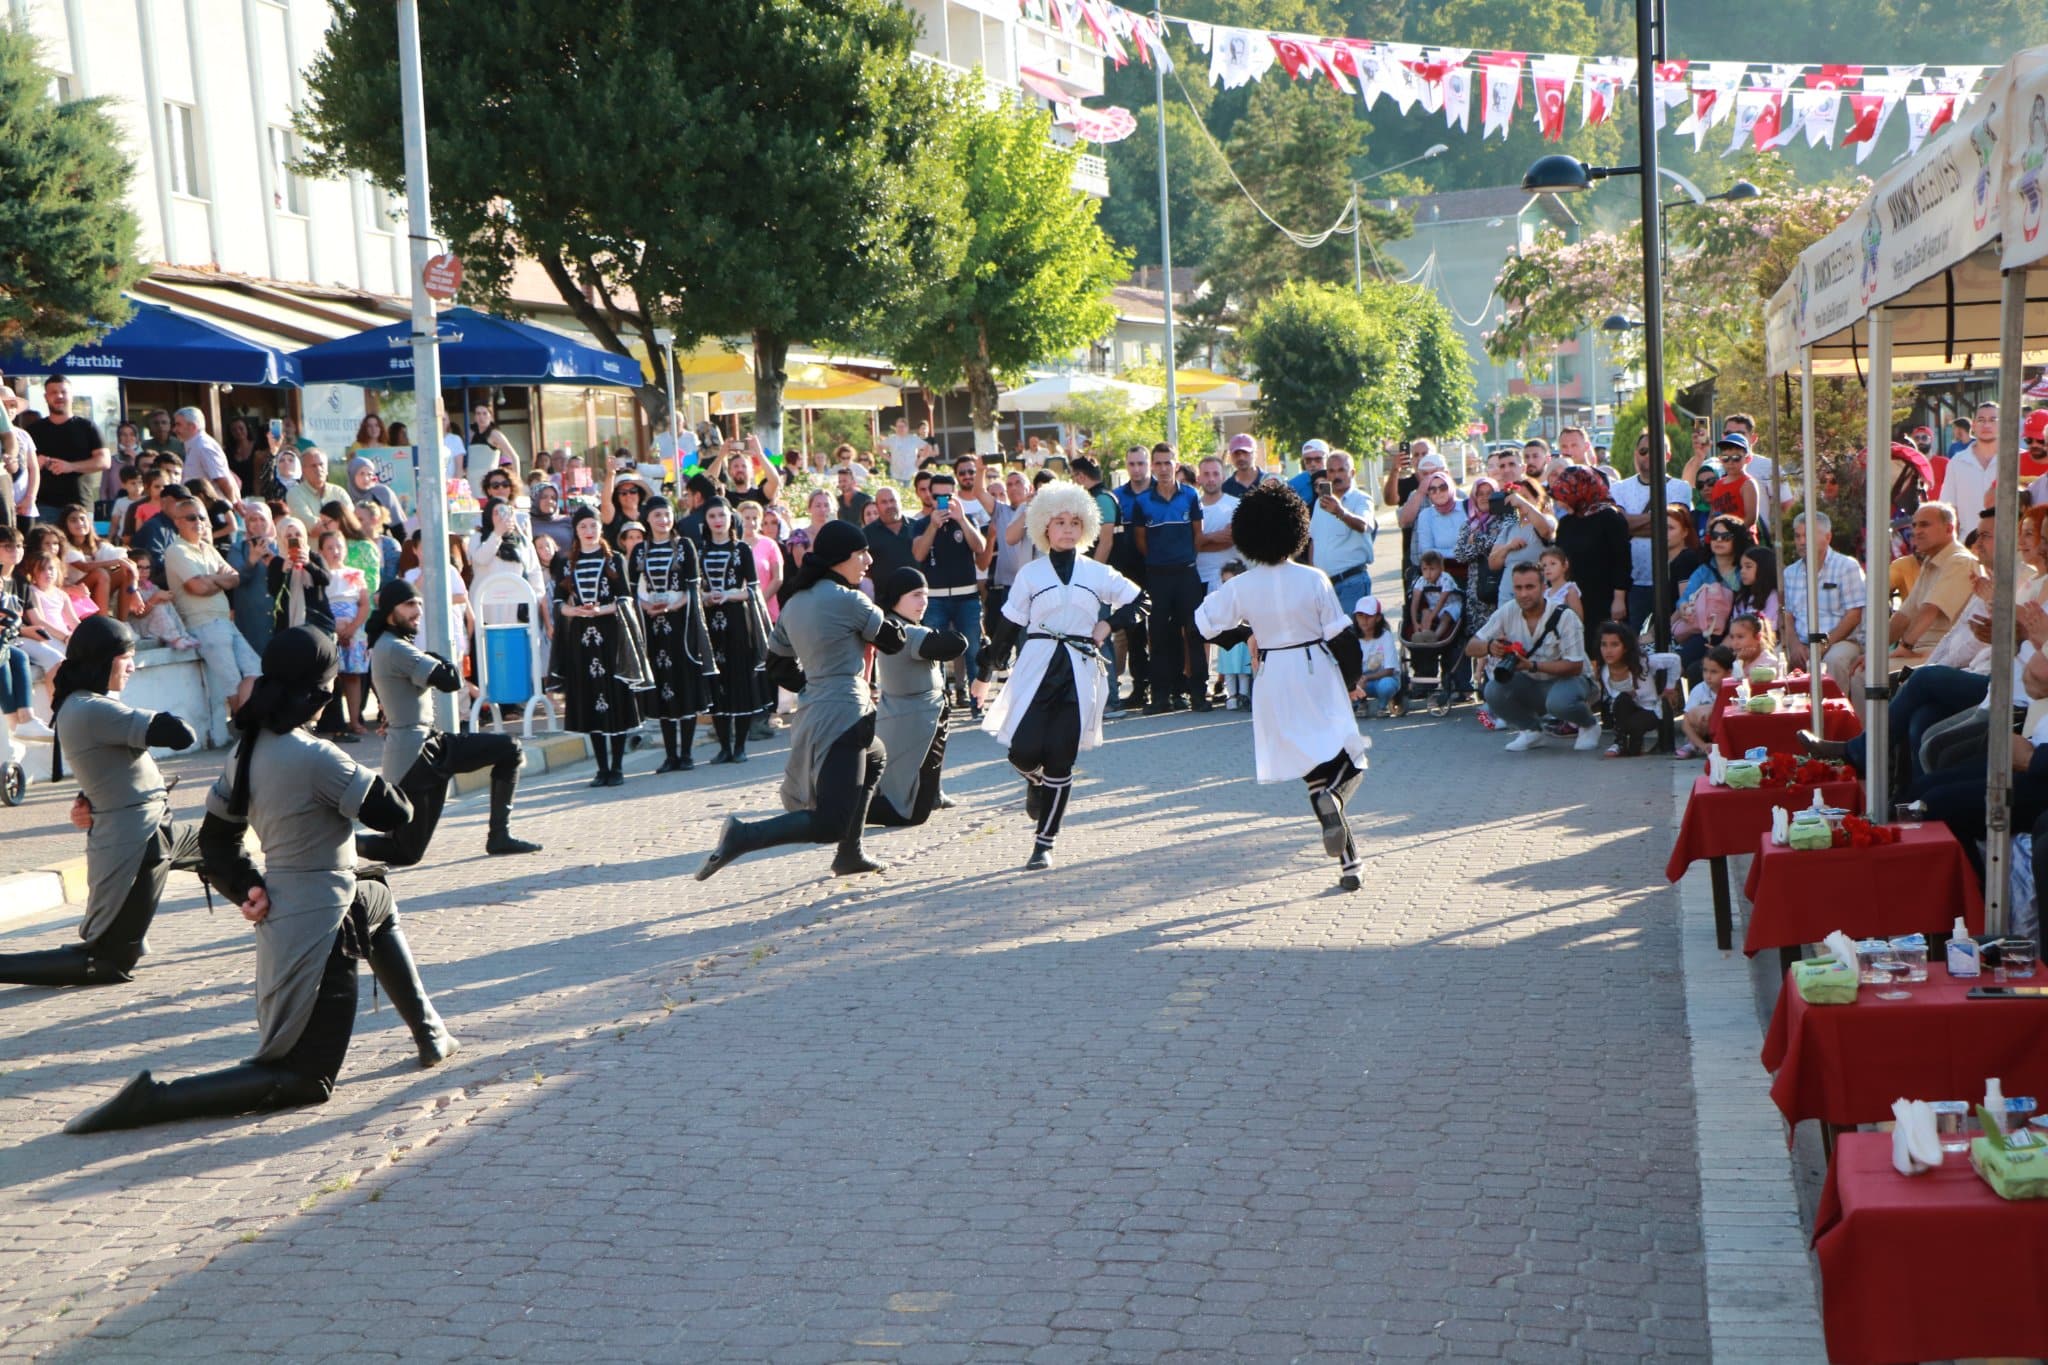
[1309,450,1376,616]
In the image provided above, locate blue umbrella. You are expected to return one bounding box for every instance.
[0,300,300,386]
[293,306,640,388]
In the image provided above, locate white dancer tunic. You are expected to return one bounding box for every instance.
[982,553,1141,752]
[1195,560,1369,782]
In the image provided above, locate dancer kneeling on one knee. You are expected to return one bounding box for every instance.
[696,521,905,881]
[0,616,203,988]
[354,579,541,867]
[980,483,1143,871]
[1194,482,1371,891]
[65,627,458,1136]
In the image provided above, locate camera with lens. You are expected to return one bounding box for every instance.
[1492,639,1528,686]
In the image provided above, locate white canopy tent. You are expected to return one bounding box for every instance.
[994,373,1165,412]
[1764,47,2048,935]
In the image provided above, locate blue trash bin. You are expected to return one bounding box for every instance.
[482,623,534,705]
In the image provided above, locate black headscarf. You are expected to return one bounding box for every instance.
[876,566,927,615]
[789,519,867,596]
[366,577,421,647]
[49,615,136,780]
[227,626,339,818]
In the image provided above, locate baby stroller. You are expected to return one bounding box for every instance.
[1397,577,1470,717]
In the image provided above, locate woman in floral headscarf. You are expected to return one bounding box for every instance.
[1453,475,1505,623]
[1549,465,1632,629]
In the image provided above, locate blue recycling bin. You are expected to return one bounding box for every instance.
[481,623,534,705]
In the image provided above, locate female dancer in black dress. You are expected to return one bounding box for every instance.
[554,508,649,787]
[633,497,716,773]
[698,498,773,764]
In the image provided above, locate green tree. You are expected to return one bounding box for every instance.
[300,0,959,454]
[1239,281,1406,454]
[1099,101,1227,271]
[1382,283,1476,441]
[0,24,142,357]
[1197,82,1410,310]
[889,88,1129,453]
[1051,386,1217,464]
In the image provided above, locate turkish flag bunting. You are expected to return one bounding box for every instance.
[1270,36,1313,80]
[1482,52,1527,109]
[1324,42,1359,79]
[1654,60,1688,84]
[1531,55,1578,142]
[1311,43,1355,94]
[1815,64,1863,92]
[1842,93,1893,164]
[1077,0,1126,67]
[1748,90,1785,151]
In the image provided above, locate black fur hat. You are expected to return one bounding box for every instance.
[1230,481,1311,565]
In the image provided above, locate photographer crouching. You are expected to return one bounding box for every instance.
[1466,562,1599,754]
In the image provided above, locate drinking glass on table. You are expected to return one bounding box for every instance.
[1871,950,1911,1000]
[2003,938,2038,979]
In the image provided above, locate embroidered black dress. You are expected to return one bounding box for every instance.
[554,548,645,737]
[700,535,773,721]
[633,536,716,719]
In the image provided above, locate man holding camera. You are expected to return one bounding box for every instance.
[1467,562,1599,752]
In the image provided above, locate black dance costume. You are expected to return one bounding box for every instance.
[553,543,649,785]
[699,532,773,764]
[633,534,716,772]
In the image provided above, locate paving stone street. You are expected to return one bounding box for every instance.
[0,671,1780,1361]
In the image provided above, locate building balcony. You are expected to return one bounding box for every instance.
[1070,151,1108,198]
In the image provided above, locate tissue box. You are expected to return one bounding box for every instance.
[1793,958,1860,1004]
[1745,694,1779,714]
[1723,761,1763,789]
[1971,1135,2048,1200]
[1750,665,1779,685]
[1788,817,1835,851]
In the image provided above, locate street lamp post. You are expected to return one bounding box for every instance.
[1523,0,1676,742]
[1151,11,1178,446]
[1351,143,1448,295]
[653,325,681,477]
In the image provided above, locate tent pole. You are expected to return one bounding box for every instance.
[1801,349,1821,721]
[1862,310,1893,823]
[1984,265,2029,941]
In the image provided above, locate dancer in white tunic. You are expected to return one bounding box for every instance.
[981,484,1143,869]
[1194,482,1371,891]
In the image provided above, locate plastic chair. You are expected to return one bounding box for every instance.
[468,574,557,738]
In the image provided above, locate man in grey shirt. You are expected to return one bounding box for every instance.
[984,469,1043,683]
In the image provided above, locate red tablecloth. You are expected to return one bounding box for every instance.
[1715,697,1863,757]
[1816,1132,2048,1365]
[1665,775,1865,881]
[1762,968,2048,1129]
[1712,672,1845,714]
[1741,823,1984,957]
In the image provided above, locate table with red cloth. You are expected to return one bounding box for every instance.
[1763,968,2048,1131]
[1666,774,1865,950]
[1815,1132,2048,1365]
[1741,822,1984,958]
[1715,696,1863,758]
[1708,674,1846,744]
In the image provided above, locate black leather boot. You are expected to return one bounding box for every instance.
[64,1063,330,1134]
[656,720,688,774]
[605,736,628,787]
[0,944,132,988]
[729,717,750,764]
[830,763,887,876]
[708,716,734,764]
[695,811,816,881]
[588,737,613,788]
[484,773,541,855]
[365,919,459,1067]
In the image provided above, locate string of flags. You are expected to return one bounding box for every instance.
[1010,0,1987,165]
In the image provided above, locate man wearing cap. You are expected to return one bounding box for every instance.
[1694,431,1761,530]
[1311,451,1377,616]
[1721,413,1790,516]
[2022,410,2048,485]
[1292,438,1331,504]
[1222,434,1266,498]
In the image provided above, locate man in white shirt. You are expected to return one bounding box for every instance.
[171,407,238,502]
[884,417,924,483]
[1193,455,1240,592]
[1778,510,1867,695]
[1466,562,1599,752]
[1940,401,2001,527]
[1309,451,1376,615]
[1611,431,1691,627]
